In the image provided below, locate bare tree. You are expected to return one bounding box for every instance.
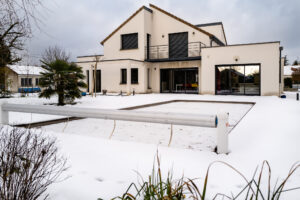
[0,0,44,35]
[0,0,44,94]
[41,46,71,64]
[0,127,68,199]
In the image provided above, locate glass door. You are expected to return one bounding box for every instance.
[160,68,198,94]
[216,65,260,95]
[185,69,198,93]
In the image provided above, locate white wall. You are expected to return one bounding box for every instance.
[201,42,280,96]
[200,24,226,45]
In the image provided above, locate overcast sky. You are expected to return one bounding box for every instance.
[23,0,300,65]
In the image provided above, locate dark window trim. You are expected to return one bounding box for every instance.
[121,33,138,50]
[131,68,139,84]
[168,31,189,59]
[120,68,127,84]
[35,78,39,86]
[21,77,33,87]
[147,68,151,89]
[160,67,199,94]
[215,63,261,96]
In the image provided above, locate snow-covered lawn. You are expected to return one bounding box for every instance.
[1,93,300,199]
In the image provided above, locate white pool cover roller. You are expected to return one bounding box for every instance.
[1,103,217,128]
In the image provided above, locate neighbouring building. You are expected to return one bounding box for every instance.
[2,65,46,93]
[77,4,284,96]
[284,65,300,79]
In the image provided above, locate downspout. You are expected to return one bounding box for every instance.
[279,46,283,95]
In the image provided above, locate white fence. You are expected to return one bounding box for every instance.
[0,102,229,154]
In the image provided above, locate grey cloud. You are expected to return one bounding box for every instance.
[25,0,300,64]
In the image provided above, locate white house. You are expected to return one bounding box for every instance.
[4,65,46,93]
[77,4,284,96]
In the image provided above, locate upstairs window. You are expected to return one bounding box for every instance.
[120,69,127,84]
[131,68,138,84]
[121,33,138,50]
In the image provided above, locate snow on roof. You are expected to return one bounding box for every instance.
[7,65,46,75]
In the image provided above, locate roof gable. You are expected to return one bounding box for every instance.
[100,6,152,45]
[195,22,227,45]
[149,4,212,38]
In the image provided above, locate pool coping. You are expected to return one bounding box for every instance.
[121,99,255,110]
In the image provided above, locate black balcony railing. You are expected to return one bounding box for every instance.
[145,42,206,61]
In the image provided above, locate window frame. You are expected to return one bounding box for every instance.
[35,78,39,86]
[131,68,138,84]
[215,63,261,96]
[21,78,32,87]
[121,33,138,50]
[120,68,127,84]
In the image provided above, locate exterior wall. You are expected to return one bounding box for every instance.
[77,59,148,94]
[200,24,226,45]
[4,68,41,93]
[103,10,148,61]
[6,72,41,93]
[102,6,213,62]
[5,69,18,92]
[18,75,41,88]
[150,7,210,47]
[280,57,285,93]
[201,42,280,96]
[150,60,201,93]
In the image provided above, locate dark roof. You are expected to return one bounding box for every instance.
[195,22,223,27]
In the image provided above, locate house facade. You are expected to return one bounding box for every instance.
[77,4,284,96]
[2,65,45,93]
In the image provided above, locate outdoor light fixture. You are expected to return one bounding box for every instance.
[162,34,164,38]
[234,56,240,62]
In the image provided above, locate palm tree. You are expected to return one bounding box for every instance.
[39,59,86,106]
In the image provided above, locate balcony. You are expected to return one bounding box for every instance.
[145,42,206,62]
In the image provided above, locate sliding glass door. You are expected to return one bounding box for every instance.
[160,68,198,94]
[216,64,260,95]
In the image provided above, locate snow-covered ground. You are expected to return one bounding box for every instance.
[1,92,300,199]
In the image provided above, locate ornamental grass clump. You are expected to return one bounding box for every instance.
[109,155,300,200]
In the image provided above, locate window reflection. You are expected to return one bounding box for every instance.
[216,65,260,95]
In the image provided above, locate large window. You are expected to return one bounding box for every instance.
[121,33,138,50]
[21,78,32,87]
[216,64,260,95]
[120,69,127,84]
[131,68,138,84]
[160,68,198,94]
